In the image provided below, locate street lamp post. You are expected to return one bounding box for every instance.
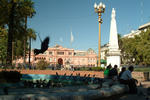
[94,2,105,67]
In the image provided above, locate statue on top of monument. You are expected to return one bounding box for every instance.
[111,8,116,19]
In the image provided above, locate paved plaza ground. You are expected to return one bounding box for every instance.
[108,81,150,100]
[0,81,150,100]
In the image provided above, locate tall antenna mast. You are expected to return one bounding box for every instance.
[38,33,42,42]
[140,0,143,24]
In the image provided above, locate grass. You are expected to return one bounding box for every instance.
[134,67,150,72]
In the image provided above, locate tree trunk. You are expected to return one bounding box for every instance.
[23,16,27,65]
[6,0,15,66]
[29,37,31,66]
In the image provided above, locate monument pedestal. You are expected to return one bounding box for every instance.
[106,50,121,67]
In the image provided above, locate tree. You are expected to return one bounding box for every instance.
[27,28,36,40]
[0,27,36,65]
[118,34,122,49]
[120,27,150,66]
[0,27,7,64]
[26,28,36,65]
[36,60,49,70]
[121,36,138,64]
[135,28,150,65]
[0,0,36,65]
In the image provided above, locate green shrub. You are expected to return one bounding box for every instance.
[134,67,150,72]
[91,67,105,71]
[79,67,89,71]
[75,67,105,71]
[0,71,21,83]
[36,60,49,70]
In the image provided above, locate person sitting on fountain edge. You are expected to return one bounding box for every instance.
[104,64,112,78]
[108,65,118,80]
[119,65,138,94]
[118,67,126,80]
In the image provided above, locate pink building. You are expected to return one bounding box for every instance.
[26,45,97,67]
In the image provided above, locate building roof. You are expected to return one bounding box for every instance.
[123,30,140,38]
[139,22,150,30]
[47,44,74,51]
[74,50,86,56]
[87,48,96,54]
[123,22,150,38]
[74,48,97,56]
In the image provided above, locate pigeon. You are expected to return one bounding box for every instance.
[34,36,49,55]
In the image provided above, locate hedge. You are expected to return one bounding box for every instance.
[0,70,22,83]
[74,67,105,71]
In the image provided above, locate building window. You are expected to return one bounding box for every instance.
[69,58,71,62]
[57,52,64,55]
[49,52,52,55]
[82,58,85,61]
[88,58,91,62]
[69,52,72,55]
[49,58,52,62]
[93,58,95,62]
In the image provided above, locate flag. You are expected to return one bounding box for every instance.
[71,31,74,43]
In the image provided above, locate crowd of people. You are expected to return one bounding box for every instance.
[104,64,138,94]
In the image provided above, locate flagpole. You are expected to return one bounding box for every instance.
[70,29,74,68]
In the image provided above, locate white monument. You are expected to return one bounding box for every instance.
[106,8,121,67]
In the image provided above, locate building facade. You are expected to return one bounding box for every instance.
[22,45,97,67]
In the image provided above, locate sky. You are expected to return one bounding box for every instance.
[28,0,150,53]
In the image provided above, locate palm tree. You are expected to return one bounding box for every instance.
[27,28,36,65]
[21,0,36,65]
[0,0,36,65]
